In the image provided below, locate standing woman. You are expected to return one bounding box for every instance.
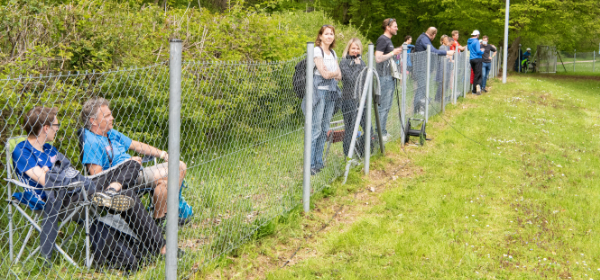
[435,35,451,102]
[302,25,342,175]
[339,38,368,157]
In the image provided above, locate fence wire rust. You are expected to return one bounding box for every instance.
[0,43,500,278]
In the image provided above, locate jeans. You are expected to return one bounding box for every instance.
[482,62,491,89]
[307,89,336,170]
[340,99,372,157]
[378,76,395,135]
[470,58,483,92]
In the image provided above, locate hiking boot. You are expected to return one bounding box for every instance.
[91,189,134,212]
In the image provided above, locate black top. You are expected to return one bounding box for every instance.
[376,34,395,76]
[340,55,367,100]
[482,44,497,63]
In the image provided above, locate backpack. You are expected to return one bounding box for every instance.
[293,47,336,98]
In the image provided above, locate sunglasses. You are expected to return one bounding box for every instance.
[387,18,396,26]
[322,24,333,28]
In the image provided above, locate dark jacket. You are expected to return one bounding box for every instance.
[415,33,447,56]
[340,55,367,100]
[482,44,497,63]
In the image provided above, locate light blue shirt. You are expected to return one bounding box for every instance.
[82,129,132,170]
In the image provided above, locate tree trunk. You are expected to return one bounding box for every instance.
[506,36,521,72]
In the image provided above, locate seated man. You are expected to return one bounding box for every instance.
[80,97,187,227]
[13,107,167,267]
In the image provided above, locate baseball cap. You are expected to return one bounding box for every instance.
[526,48,531,51]
[471,30,480,36]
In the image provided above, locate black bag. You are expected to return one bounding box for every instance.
[90,219,148,273]
[294,47,336,98]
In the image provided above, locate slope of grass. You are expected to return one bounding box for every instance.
[197,75,600,279]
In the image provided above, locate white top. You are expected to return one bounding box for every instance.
[314,47,338,90]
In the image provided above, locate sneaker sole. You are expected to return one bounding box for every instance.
[92,193,134,212]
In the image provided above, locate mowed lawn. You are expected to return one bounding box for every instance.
[254,75,600,279]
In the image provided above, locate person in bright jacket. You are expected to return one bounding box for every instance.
[467,30,485,94]
[413,27,455,114]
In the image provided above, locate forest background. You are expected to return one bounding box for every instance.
[1,0,599,74]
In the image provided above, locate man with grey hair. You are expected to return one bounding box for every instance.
[80,97,188,227]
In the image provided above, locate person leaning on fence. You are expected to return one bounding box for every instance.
[467,30,485,95]
[481,35,497,92]
[375,18,402,142]
[302,25,342,176]
[339,38,373,157]
[435,35,454,102]
[414,27,455,114]
[450,30,466,52]
[12,107,167,268]
[80,97,188,227]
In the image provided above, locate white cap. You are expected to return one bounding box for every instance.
[526,48,531,51]
[471,30,480,36]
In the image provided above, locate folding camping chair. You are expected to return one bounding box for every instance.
[4,136,93,268]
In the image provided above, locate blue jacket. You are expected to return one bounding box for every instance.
[414,33,447,56]
[406,44,415,67]
[468,38,484,60]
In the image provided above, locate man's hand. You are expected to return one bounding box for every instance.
[392,47,402,56]
[131,156,143,165]
[160,151,169,162]
[447,50,455,56]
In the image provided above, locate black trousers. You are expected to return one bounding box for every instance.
[340,98,372,156]
[470,58,483,92]
[41,160,164,263]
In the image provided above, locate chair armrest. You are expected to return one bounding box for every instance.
[4,179,83,192]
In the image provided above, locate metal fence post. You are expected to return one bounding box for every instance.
[464,50,470,95]
[425,45,431,123]
[442,57,447,113]
[166,38,183,280]
[518,44,521,73]
[365,44,374,175]
[453,51,459,104]
[573,49,576,72]
[594,51,596,72]
[303,42,314,213]
[401,43,408,145]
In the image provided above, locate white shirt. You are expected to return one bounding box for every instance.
[314,47,338,90]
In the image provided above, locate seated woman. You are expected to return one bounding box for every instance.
[12,107,168,271]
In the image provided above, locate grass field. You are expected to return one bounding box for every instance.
[556,61,598,74]
[196,74,600,279]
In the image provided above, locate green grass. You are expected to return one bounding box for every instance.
[556,61,599,74]
[198,75,600,279]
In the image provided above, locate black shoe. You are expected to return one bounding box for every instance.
[91,188,134,212]
[310,168,318,176]
[473,92,481,95]
[483,89,488,93]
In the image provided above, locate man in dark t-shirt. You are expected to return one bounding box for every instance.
[375,18,402,141]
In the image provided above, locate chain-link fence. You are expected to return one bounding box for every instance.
[0,41,500,279]
[557,50,598,73]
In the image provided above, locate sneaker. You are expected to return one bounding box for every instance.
[91,189,134,212]
[476,85,481,94]
[483,88,488,93]
[382,134,389,142]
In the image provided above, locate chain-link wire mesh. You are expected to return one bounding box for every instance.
[0,40,481,278]
[557,50,597,73]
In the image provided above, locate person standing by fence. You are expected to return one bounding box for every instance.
[414,27,455,114]
[467,30,484,95]
[450,30,466,52]
[481,35,496,92]
[340,38,370,157]
[303,25,342,175]
[375,18,402,142]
